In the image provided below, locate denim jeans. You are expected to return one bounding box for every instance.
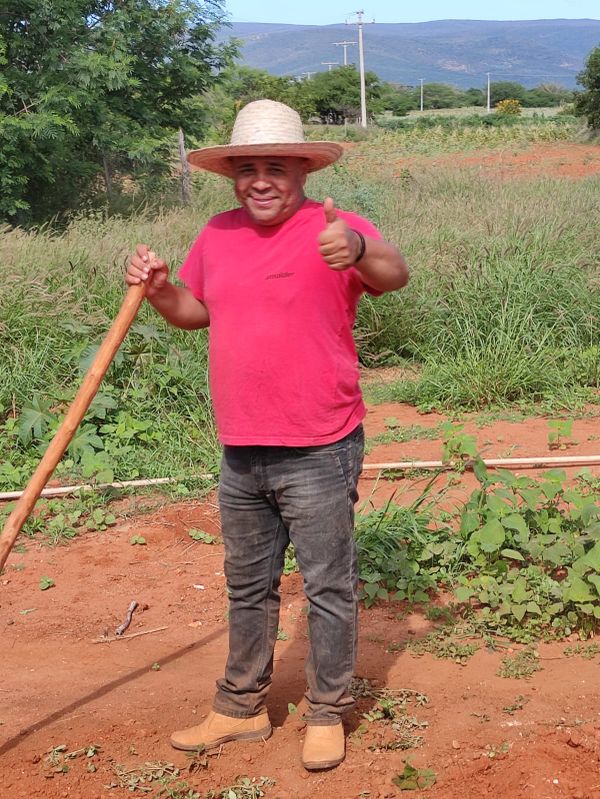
[213,424,364,725]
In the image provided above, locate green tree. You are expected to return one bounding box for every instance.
[575,45,600,129]
[490,81,527,105]
[202,66,316,141]
[0,0,235,223]
[377,83,417,116]
[310,66,382,124]
[463,87,485,107]
[525,83,573,108]
[420,83,465,110]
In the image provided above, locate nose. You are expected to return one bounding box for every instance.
[251,169,271,190]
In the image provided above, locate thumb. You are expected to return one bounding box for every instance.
[323,196,338,226]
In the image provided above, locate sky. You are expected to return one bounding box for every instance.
[223,0,599,25]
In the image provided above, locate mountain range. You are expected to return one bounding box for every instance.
[215,19,600,88]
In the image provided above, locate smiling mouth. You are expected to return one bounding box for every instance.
[250,196,277,206]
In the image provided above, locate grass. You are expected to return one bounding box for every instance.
[1,119,598,492]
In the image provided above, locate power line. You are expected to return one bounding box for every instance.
[333,40,357,66]
[346,9,375,128]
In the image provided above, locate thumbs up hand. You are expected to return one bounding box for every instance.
[318,197,364,271]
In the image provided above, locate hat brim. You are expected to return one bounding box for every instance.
[187,142,344,178]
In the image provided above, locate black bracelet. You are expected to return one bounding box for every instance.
[352,229,366,263]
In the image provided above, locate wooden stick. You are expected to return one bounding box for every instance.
[0,284,146,571]
[0,474,214,502]
[91,626,168,644]
[362,455,600,472]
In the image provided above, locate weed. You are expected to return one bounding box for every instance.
[39,575,55,591]
[206,776,275,799]
[188,529,217,544]
[405,625,480,665]
[365,420,441,454]
[502,695,529,714]
[352,679,429,751]
[283,544,297,575]
[392,761,437,790]
[564,642,600,660]
[130,534,147,545]
[109,761,180,793]
[497,647,542,679]
[547,419,575,450]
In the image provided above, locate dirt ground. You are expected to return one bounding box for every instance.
[2,398,600,799]
[416,141,600,181]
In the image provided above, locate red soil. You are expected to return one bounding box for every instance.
[413,142,600,180]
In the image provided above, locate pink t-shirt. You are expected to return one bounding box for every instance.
[178,199,381,446]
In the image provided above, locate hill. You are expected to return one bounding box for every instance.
[216,18,600,88]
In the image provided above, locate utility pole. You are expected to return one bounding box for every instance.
[486,72,491,113]
[346,10,374,128]
[333,40,357,66]
[321,61,338,72]
[420,78,424,112]
[300,71,317,80]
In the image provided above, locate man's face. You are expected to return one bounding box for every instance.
[231,156,308,226]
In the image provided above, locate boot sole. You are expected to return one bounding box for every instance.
[302,752,345,771]
[170,724,272,752]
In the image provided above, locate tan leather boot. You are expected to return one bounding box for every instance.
[302,722,345,770]
[170,710,272,751]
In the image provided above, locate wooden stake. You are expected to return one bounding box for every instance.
[0,284,146,571]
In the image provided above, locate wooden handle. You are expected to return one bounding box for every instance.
[0,283,146,572]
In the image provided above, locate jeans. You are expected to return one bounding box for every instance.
[213,424,364,725]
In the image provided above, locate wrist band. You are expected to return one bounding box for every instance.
[352,229,366,263]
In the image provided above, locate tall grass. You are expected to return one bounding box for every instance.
[1,124,598,488]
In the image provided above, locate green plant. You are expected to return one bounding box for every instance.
[502,694,529,714]
[206,776,276,799]
[188,529,217,544]
[453,463,600,639]
[39,575,55,591]
[130,535,147,546]
[355,480,451,607]
[495,98,523,115]
[392,761,437,790]
[497,647,542,679]
[548,419,574,450]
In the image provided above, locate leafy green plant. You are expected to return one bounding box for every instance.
[548,419,574,450]
[454,463,600,639]
[497,647,542,679]
[188,528,217,544]
[130,534,147,546]
[355,481,451,607]
[39,575,55,591]
[206,777,276,799]
[392,761,437,790]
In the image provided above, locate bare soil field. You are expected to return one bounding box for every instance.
[2,398,600,799]
[416,142,600,181]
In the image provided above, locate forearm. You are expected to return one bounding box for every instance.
[147,282,209,329]
[354,236,410,292]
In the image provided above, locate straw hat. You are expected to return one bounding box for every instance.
[187,99,344,178]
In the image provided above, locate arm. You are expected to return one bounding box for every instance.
[126,244,209,330]
[318,197,409,292]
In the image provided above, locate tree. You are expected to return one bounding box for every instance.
[490,81,527,106]
[419,83,465,110]
[575,45,600,129]
[201,66,316,141]
[0,0,235,223]
[525,83,573,108]
[310,66,382,124]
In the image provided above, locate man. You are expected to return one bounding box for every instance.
[126,99,409,770]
